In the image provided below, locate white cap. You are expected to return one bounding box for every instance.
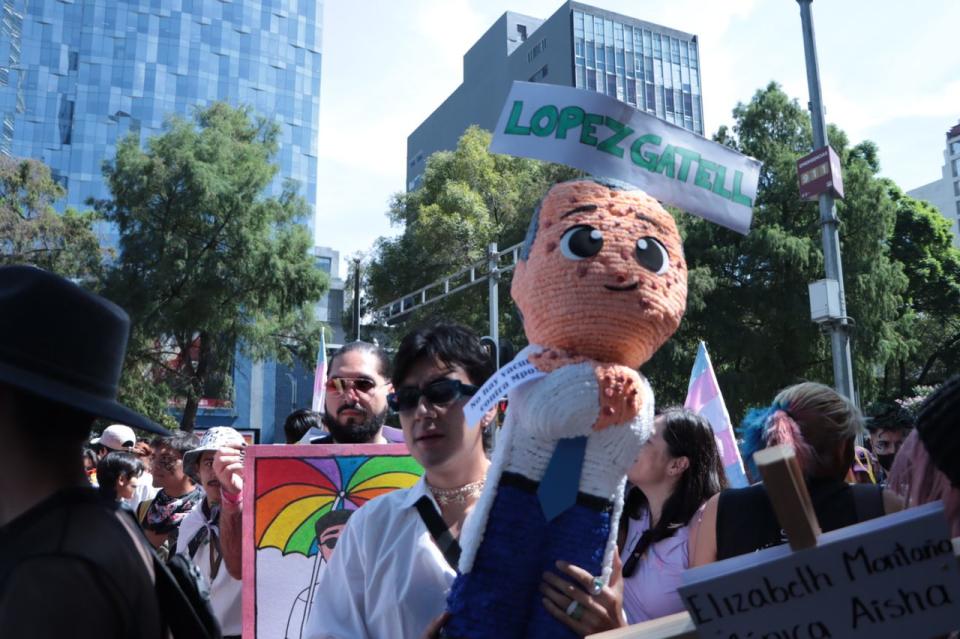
[183,427,245,478]
[91,424,137,451]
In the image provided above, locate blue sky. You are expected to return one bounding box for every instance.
[313,0,958,272]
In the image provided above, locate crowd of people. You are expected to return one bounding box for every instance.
[0,265,957,639]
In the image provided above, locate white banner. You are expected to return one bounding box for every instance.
[678,502,960,639]
[490,82,762,234]
[463,354,545,428]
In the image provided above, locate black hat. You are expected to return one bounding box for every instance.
[0,265,166,434]
[915,375,960,486]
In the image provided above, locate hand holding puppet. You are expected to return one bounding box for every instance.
[445,178,688,639]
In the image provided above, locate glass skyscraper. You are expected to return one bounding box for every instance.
[572,7,702,135]
[0,0,321,243]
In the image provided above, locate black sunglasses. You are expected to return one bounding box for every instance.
[387,379,479,413]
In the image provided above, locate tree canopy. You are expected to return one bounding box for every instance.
[653,82,908,416]
[96,102,327,430]
[881,186,960,396]
[0,156,102,282]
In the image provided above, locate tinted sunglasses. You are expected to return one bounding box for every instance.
[325,377,382,395]
[387,379,479,413]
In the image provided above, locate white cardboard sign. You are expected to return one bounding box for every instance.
[678,501,960,639]
[490,81,762,235]
[463,354,545,427]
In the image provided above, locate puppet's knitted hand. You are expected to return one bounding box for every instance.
[593,365,643,430]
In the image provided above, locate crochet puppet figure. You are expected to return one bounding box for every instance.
[444,178,688,639]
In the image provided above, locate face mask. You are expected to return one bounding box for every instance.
[877,453,896,471]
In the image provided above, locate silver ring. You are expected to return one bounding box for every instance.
[590,577,603,596]
[565,600,584,621]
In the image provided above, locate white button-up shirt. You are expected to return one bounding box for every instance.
[176,500,242,636]
[304,476,456,639]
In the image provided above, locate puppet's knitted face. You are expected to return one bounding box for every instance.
[511,180,687,369]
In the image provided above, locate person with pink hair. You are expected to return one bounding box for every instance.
[690,382,903,565]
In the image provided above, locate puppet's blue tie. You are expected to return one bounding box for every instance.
[537,436,587,521]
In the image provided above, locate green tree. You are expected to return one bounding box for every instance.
[96,102,328,430]
[0,156,103,281]
[882,187,960,395]
[646,82,907,417]
[366,126,579,350]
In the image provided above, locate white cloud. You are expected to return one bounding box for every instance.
[315,0,491,176]
[826,79,960,139]
[413,0,488,73]
[656,0,759,37]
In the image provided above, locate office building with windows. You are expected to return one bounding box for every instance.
[407,1,703,190]
[0,0,321,244]
[908,121,960,248]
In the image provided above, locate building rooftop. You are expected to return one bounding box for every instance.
[948,121,960,141]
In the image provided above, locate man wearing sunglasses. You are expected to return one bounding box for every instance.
[305,322,496,639]
[315,342,396,445]
[213,341,396,581]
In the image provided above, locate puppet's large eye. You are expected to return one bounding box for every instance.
[560,225,603,260]
[635,237,669,274]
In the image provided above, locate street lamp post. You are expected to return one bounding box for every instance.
[796,0,856,403]
[352,258,361,342]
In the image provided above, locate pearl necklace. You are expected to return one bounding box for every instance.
[428,479,485,506]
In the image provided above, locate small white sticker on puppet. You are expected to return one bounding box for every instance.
[464,356,545,427]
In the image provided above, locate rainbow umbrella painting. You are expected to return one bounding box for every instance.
[255,454,422,556]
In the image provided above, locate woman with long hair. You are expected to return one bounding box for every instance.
[691,382,903,565]
[617,407,728,623]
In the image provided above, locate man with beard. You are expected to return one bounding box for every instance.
[309,342,404,445]
[213,341,397,578]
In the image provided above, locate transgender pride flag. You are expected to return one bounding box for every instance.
[684,342,749,487]
[311,330,327,413]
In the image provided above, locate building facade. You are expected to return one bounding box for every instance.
[0,0,321,243]
[407,1,703,190]
[201,245,346,442]
[908,121,960,248]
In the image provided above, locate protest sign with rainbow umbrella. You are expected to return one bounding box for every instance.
[243,445,423,638]
[254,453,423,556]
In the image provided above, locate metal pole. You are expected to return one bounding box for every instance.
[488,242,499,450]
[487,242,500,369]
[796,0,856,403]
[285,372,298,410]
[353,258,361,342]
